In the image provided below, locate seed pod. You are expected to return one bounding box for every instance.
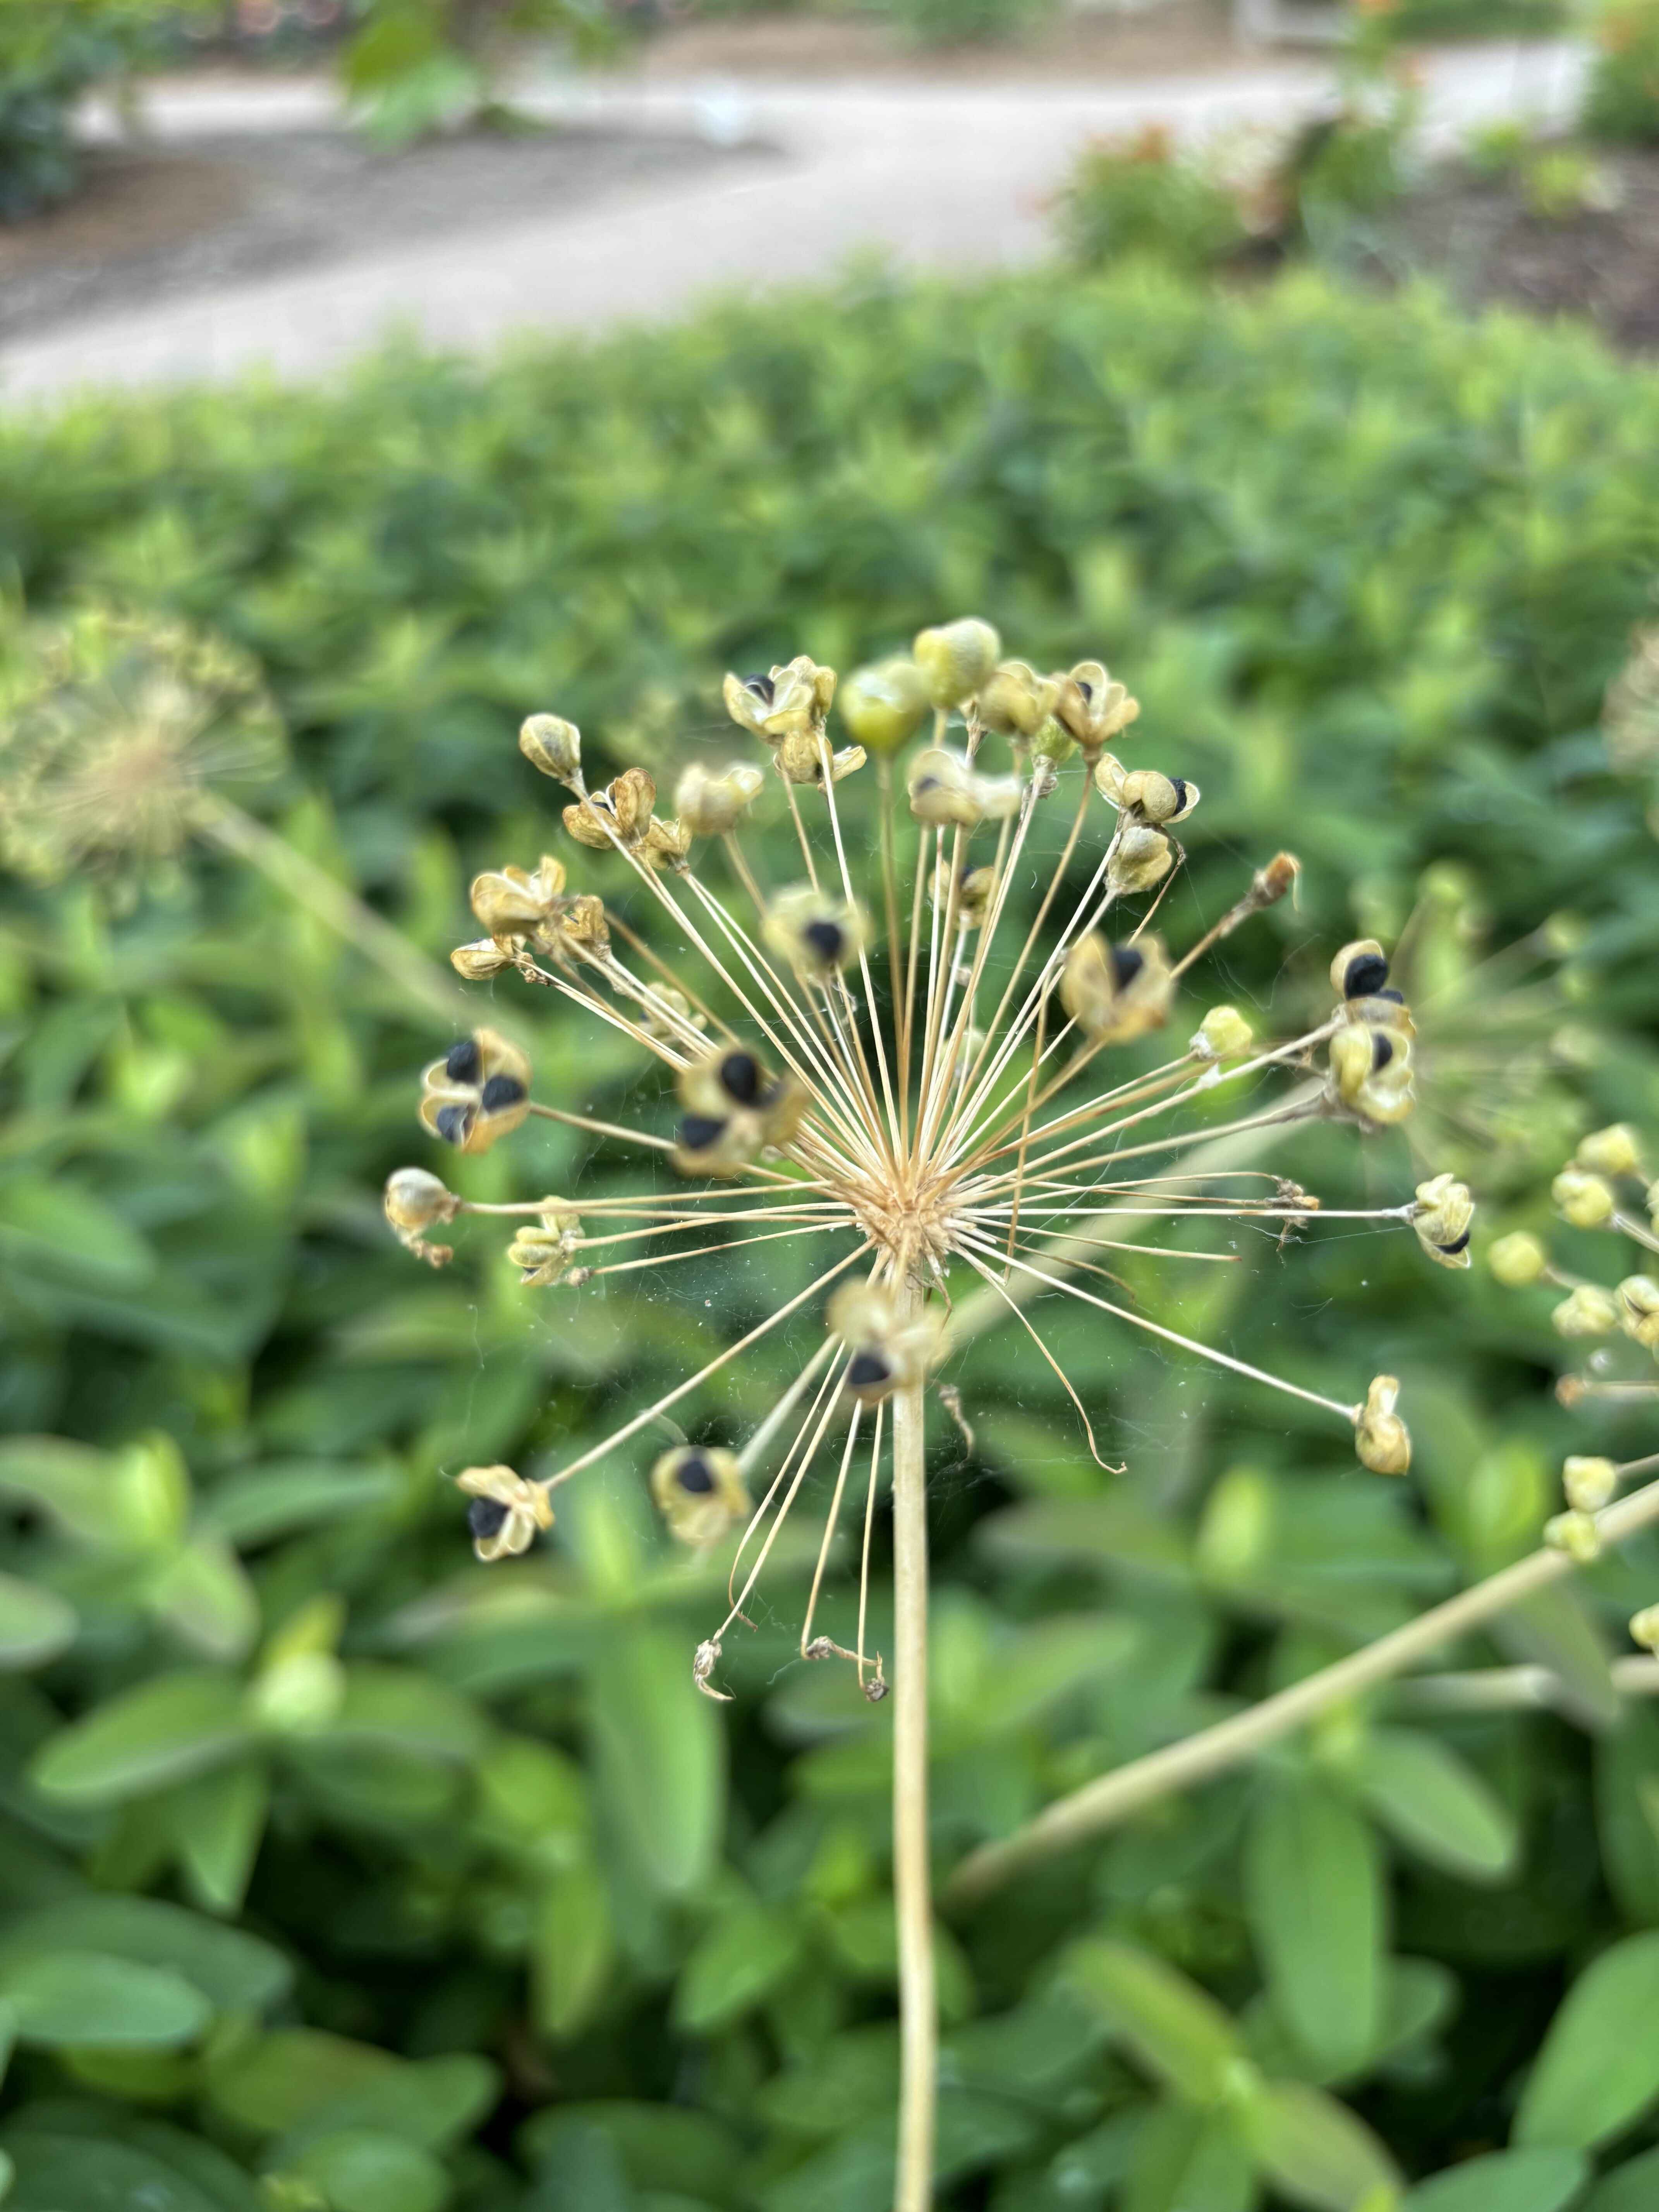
[912,618,1001,709]
[507,1198,584,1287]
[979,659,1061,740]
[1564,1455,1618,1512]
[545,892,610,954]
[773,728,867,786]
[1060,933,1173,1046]
[671,1111,758,1178]
[1551,1283,1620,1337]
[1054,661,1140,754]
[1630,1604,1659,1652]
[827,1281,945,1406]
[673,761,766,837]
[1577,1123,1644,1178]
[929,859,998,928]
[722,655,836,744]
[1192,1005,1254,1062]
[1331,939,1391,1001]
[1327,1022,1416,1128]
[650,1444,751,1546]
[1412,1173,1474,1269]
[419,1028,531,1156]
[1117,769,1200,826]
[1355,1374,1411,1475]
[763,886,869,976]
[1552,1166,1616,1229]
[519,713,582,784]
[1544,1509,1601,1563]
[469,855,567,935]
[1618,1273,1659,1350]
[383,1167,458,1265]
[1106,822,1173,896]
[839,658,931,753]
[451,937,517,979]
[563,767,657,853]
[640,984,703,1042]
[642,815,694,872]
[455,1464,553,1563]
[1488,1231,1548,1287]
[1251,852,1302,908]
[906,747,1022,828]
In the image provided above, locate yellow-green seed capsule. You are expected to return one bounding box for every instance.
[1488,1231,1548,1287]
[979,660,1060,739]
[1564,1455,1618,1512]
[837,658,931,754]
[650,1445,751,1547]
[1193,1006,1255,1062]
[519,713,582,783]
[1552,1166,1616,1228]
[1618,1274,1659,1350]
[673,761,766,838]
[1577,1123,1644,1178]
[456,1464,553,1563]
[1412,1174,1474,1270]
[912,618,1001,709]
[452,938,517,979]
[1355,1374,1410,1475]
[1544,1510,1601,1563]
[1630,1604,1659,1652]
[1551,1283,1621,1338]
[1060,934,1173,1046]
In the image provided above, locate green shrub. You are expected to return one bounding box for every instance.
[340,0,611,146]
[1051,127,1245,273]
[1584,0,1659,144]
[0,0,178,222]
[872,0,1053,49]
[3,265,1659,2207]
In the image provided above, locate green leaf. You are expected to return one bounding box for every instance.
[2,2132,234,2212]
[1515,1932,1659,2150]
[0,1950,210,2048]
[146,1537,259,1663]
[0,1895,290,2012]
[674,1895,804,2035]
[314,1665,484,1764]
[533,1863,613,2040]
[1406,2146,1587,2211]
[206,2029,401,2135]
[1063,1938,1243,2105]
[1353,1729,1519,1884]
[0,1436,117,1544]
[1495,1590,1619,1733]
[1248,2079,1403,2212]
[1585,2144,1659,2211]
[173,1761,269,1916]
[0,1576,76,1669]
[197,1462,398,1546]
[29,1669,251,1804]
[289,2128,448,2212]
[0,1179,155,1293]
[1125,2101,1256,2212]
[588,1625,723,1898]
[1595,1705,1659,1925]
[1245,1773,1385,2072]
[275,2053,498,2158]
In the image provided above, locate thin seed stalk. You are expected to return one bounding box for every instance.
[890,1319,936,2212]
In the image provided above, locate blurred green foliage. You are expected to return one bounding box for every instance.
[0,0,201,221]
[3,263,1659,2208]
[1583,0,1659,146]
[338,0,612,147]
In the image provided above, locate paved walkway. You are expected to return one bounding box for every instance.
[1,41,1587,405]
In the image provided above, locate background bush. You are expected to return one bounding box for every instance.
[4,264,1659,2209]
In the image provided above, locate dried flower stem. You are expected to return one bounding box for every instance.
[946,1451,1659,1905]
[890,1319,936,2212]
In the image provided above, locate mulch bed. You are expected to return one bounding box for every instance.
[0,124,772,342]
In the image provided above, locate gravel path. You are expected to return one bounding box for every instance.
[0,41,1588,405]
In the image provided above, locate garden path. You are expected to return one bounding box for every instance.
[0,40,1587,404]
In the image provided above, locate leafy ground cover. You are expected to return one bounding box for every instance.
[2,263,1659,2209]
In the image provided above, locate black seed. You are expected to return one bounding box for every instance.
[1109,944,1145,989]
[468,1497,510,1540]
[677,1454,716,1496]
[914,775,939,794]
[847,1350,891,1391]
[1376,986,1406,1005]
[744,673,775,702]
[434,1103,472,1146]
[1168,778,1189,811]
[445,1038,482,1084]
[1438,1227,1472,1256]
[720,1050,762,1106]
[1371,1033,1395,1072]
[802,918,845,965]
[1343,951,1390,1000]
[1075,680,1093,702]
[479,1074,526,1113]
[679,1113,726,1152]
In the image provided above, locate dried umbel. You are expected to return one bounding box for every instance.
[386,622,1454,1695]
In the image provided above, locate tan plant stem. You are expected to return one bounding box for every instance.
[946,1456,1659,1906]
[1396,1655,1659,1713]
[198,796,471,1025]
[891,1333,937,2212]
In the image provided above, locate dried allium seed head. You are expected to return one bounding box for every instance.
[912,618,1001,709]
[469,855,567,935]
[978,660,1060,740]
[674,761,766,838]
[839,658,931,754]
[419,1029,531,1155]
[456,1464,553,1562]
[451,937,518,979]
[1355,1374,1411,1475]
[1617,1274,1659,1351]
[1564,1455,1618,1512]
[518,713,582,784]
[1192,1005,1255,1062]
[1552,1283,1621,1338]
[764,886,869,976]
[651,1445,751,1546]
[1412,1174,1474,1269]
[1552,1166,1616,1229]
[1577,1123,1644,1178]
[1060,934,1173,1046]
[1544,1509,1601,1562]
[1488,1231,1549,1287]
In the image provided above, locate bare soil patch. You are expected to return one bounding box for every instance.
[0,124,771,342]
